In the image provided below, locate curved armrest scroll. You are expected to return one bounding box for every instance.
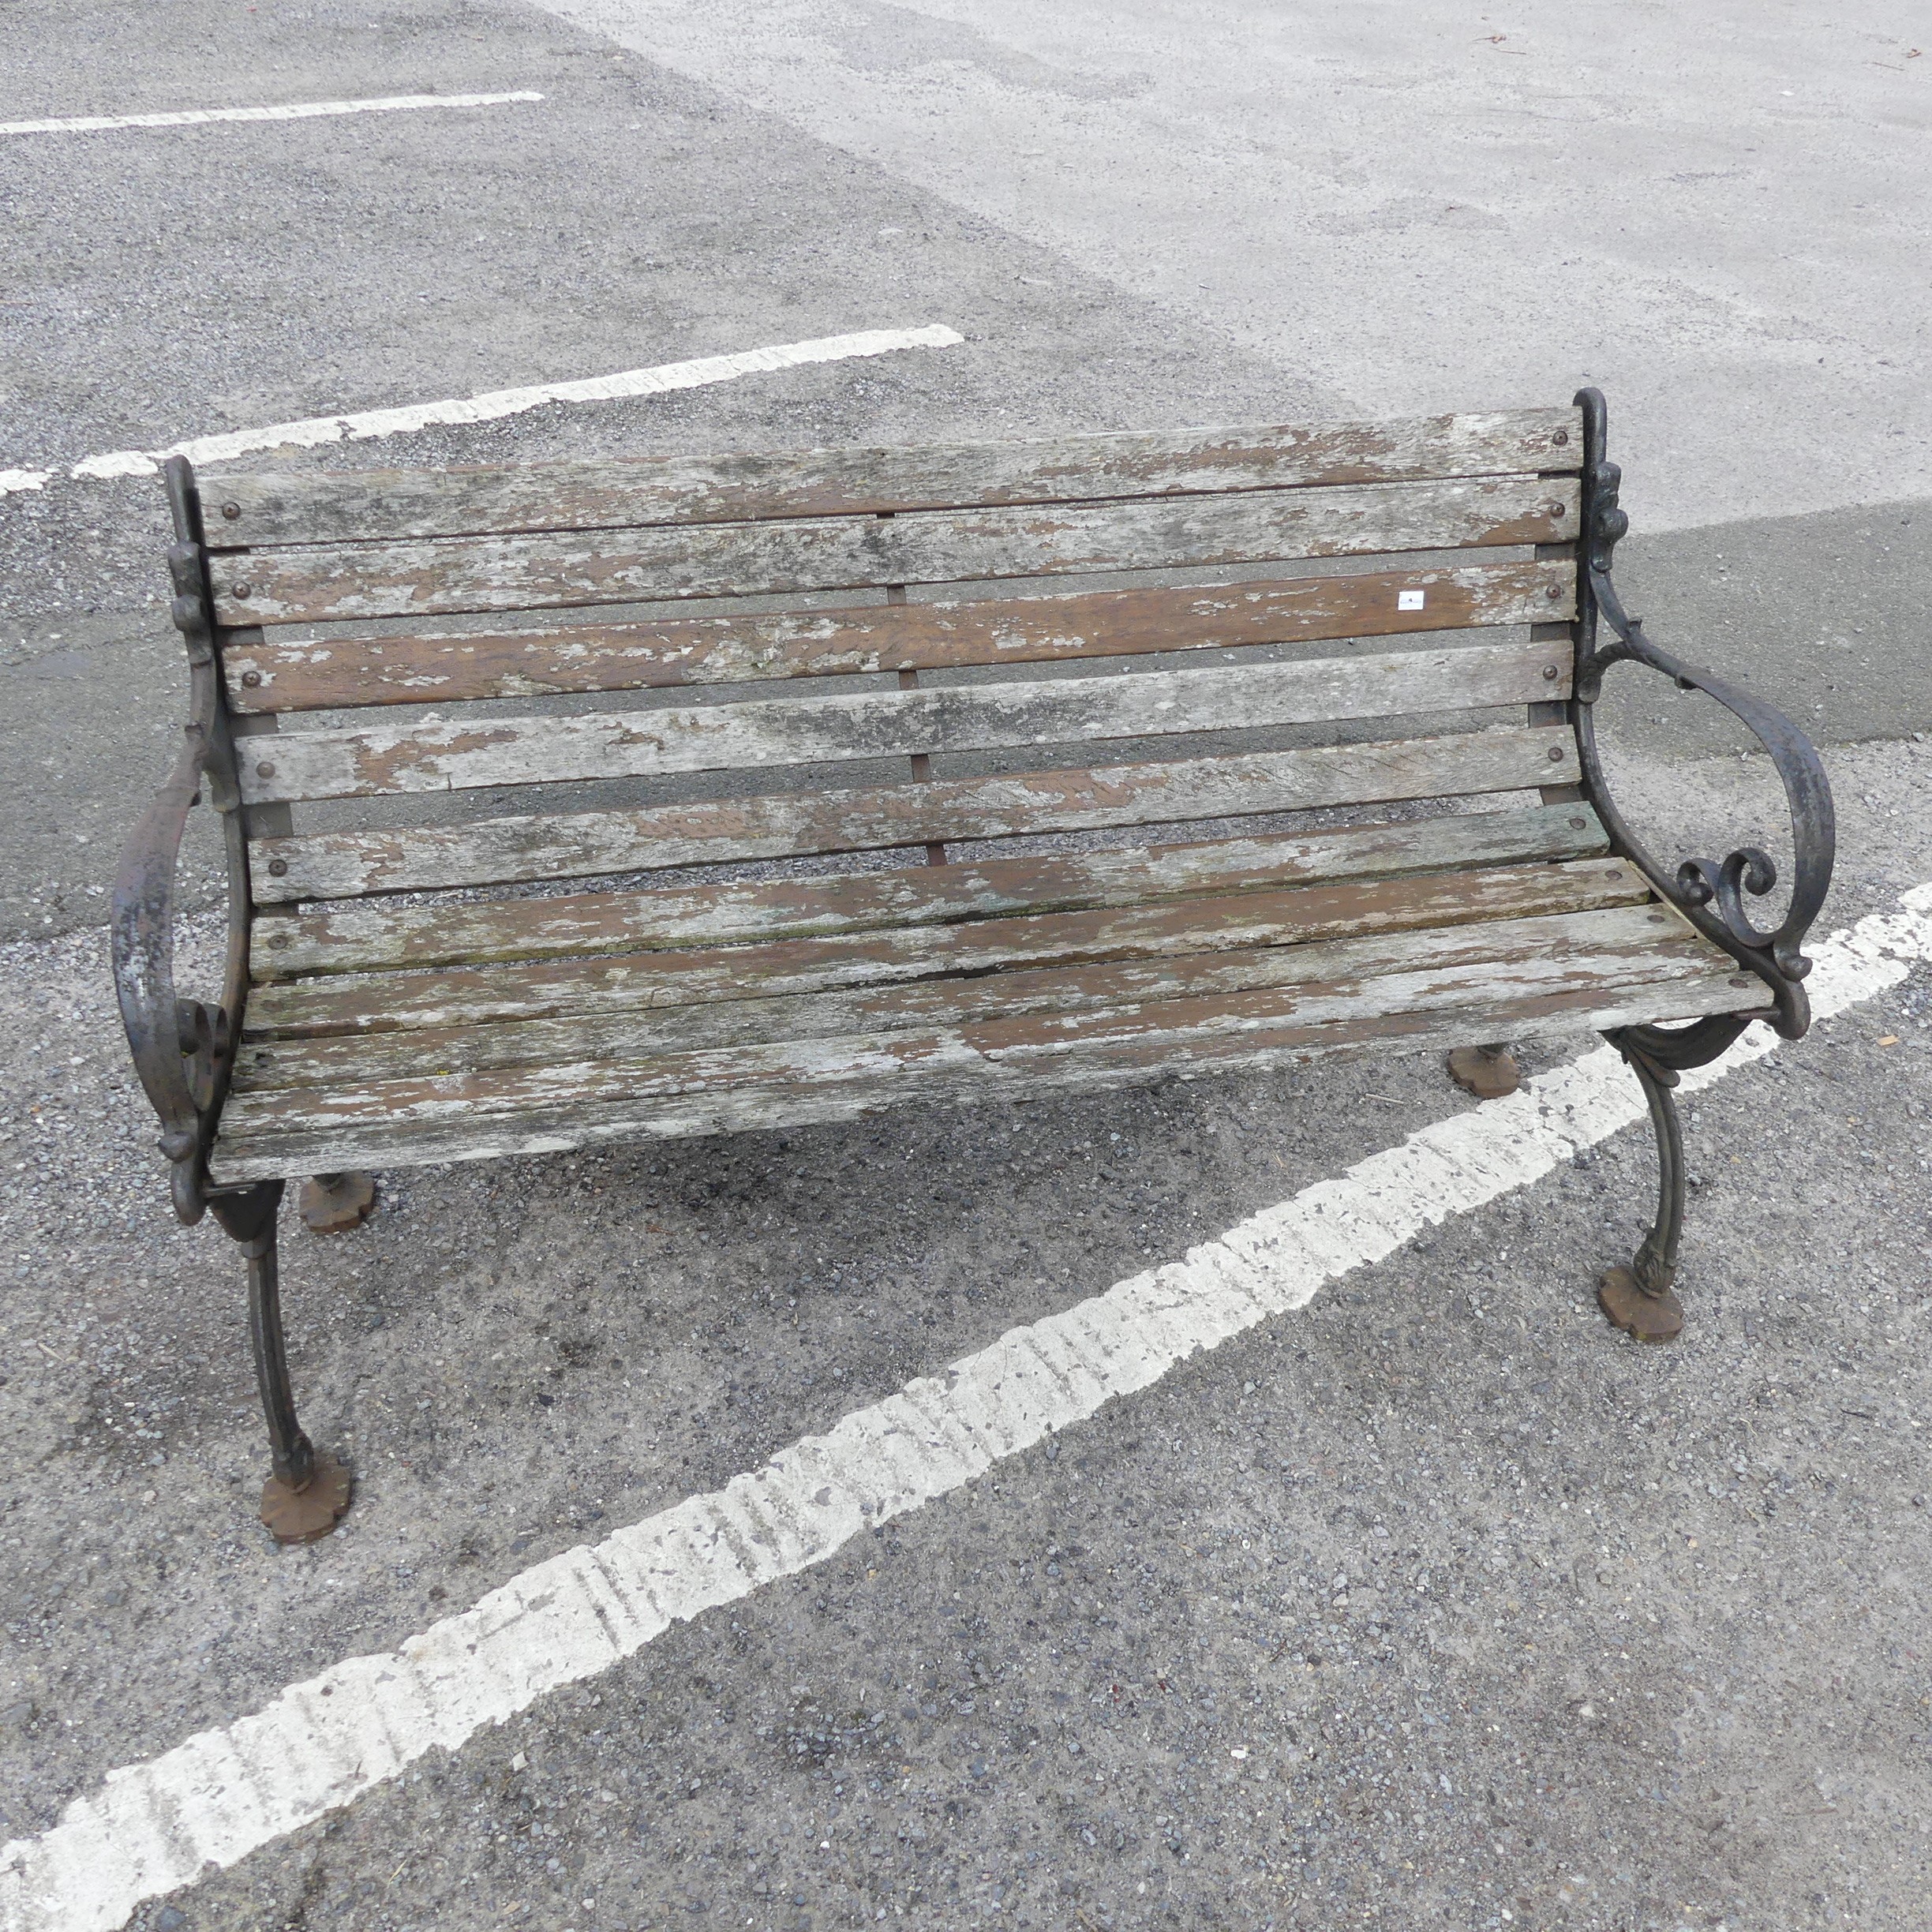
[111,717,232,1224]
[1577,564,1836,1039]
[112,474,244,1224]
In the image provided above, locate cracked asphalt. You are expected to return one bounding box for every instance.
[2,5,1929,1930]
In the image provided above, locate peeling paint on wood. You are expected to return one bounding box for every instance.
[253,805,1608,978]
[251,728,1582,904]
[221,560,1576,713]
[207,409,1584,549]
[247,858,1650,1029]
[234,905,1703,1089]
[239,641,1573,804]
[209,968,1759,1183]
[208,476,1580,624]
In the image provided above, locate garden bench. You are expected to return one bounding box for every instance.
[113,389,1833,1541]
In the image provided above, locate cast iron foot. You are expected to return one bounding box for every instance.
[1597,1266,1683,1343]
[300,1172,376,1234]
[1447,1043,1520,1100]
[260,1452,354,1544]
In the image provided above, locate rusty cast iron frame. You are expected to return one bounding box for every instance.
[110,456,350,1541]
[1567,388,1835,1335]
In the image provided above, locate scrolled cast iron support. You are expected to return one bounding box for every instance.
[110,455,253,1222]
[1570,387,1835,1043]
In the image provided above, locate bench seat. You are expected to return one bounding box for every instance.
[211,803,1764,1181]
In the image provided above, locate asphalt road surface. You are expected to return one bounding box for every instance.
[2,5,1929,1930]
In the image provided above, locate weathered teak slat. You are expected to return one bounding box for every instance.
[249,826,1623,997]
[208,474,1580,624]
[251,807,1610,990]
[234,904,1694,1090]
[251,728,1584,904]
[208,978,1752,1182]
[240,641,1571,806]
[246,860,1644,1043]
[206,409,1582,549]
[222,559,1576,714]
[247,862,1650,1047]
[211,961,1764,1183]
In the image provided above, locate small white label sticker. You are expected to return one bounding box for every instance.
[1398,590,1426,611]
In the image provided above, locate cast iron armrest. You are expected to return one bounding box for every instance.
[110,459,252,1224]
[1571,389,1835,1043]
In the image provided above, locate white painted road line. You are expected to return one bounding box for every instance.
[0,91,545,138]
[4,886,1926,1932]
[66,325,968,481]
[0,470,53,498]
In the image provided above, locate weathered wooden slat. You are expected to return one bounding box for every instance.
[205,410,1584,550]
[234,904,1696,1089]
[208,964,1763,1182]
[221,559,1576,713]
[208,475,1580,625]
[252,805,1607,983]
[249,858,1644,1037]
[229,944,1742,1136]
[240,640,1572,806]
[246,872,1660,1064]
[252,725,1582,904]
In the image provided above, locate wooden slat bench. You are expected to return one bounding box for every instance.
[112,389,1833,1541]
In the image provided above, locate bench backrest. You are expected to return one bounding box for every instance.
[195,410,1586,924]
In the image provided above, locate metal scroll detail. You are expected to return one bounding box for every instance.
[1570,388,1835,1044]
[109,456,254,1223]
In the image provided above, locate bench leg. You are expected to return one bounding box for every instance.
[1447,1041,1520,1099]
[1597,1043,1687,1343]
[299,1170,377,1234]
[212,1181,354,1543]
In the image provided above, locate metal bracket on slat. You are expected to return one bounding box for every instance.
[879,522,947,867]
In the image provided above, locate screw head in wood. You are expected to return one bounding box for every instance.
[1552,429,1569,445]
[221,502,241,519]
[240,670,262,687]
[1544,582,1562,599]
[268,858,289,877]
[232,582,251,598]
[1569,816,1587,829]
[255,761,275,778]
[1543,663,1561,680]
[1546,745,1564,760]
[1546,502,1567,519]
